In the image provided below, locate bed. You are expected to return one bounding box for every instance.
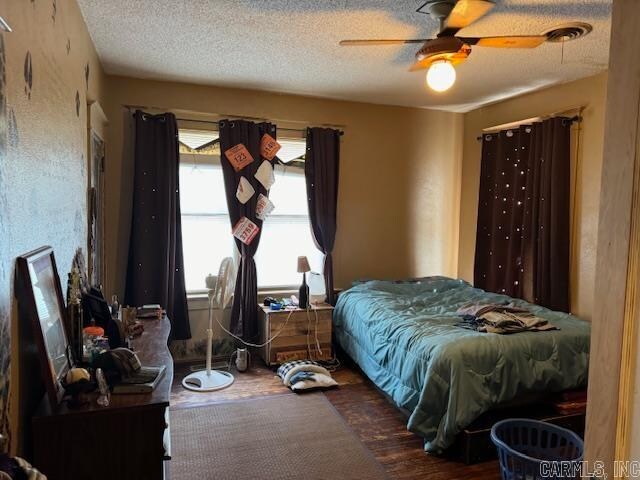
[333,276,590,453]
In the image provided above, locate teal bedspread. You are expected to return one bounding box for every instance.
[333,277,590,453]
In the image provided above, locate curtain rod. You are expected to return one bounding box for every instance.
[123,104,345,135]
[176,117,345,136]
[475,113,583,142]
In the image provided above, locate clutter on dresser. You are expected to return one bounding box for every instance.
[82,323,109,362]
[17,245,167,414]
[137,304,165,319]
[95,368,110,407]
[121,306,145,338]
[264,295,298,310]
[263,296,277,306]
[93,348,166,394]
[62,367,94,408]
[276,360,338,393]
[82,287,123,349]
[66,256,86,363]
[32,316,173,479]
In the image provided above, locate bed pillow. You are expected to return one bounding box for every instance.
[290,372,338,392]
[277,360,338,391]
[277,360,331,386]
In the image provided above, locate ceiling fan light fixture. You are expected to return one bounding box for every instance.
[426,60,456,92]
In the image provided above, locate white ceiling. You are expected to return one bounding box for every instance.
[78,0,612,112]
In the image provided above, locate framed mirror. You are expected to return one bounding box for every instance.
[17,246,71,409]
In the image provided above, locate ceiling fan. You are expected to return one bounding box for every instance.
[339,0,592,92]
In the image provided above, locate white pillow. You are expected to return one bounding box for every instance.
[290,372,338,392]
[282,363,331,387]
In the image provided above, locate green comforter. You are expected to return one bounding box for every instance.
[333,277,590,453]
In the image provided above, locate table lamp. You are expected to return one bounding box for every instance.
[297,256,310,309]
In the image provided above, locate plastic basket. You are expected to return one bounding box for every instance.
[490,419,584,480]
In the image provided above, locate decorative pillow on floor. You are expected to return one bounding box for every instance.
[277,359,338,392]
[289,371,338,392]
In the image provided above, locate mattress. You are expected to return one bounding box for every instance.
[333,276,590,453]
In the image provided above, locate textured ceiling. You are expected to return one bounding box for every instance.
[77,0,611,112]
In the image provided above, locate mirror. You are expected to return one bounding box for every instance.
[17,246,70,409]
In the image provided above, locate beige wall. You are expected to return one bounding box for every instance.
[458,73,608,321]
[103,76,464,301]
[0,1,106,454]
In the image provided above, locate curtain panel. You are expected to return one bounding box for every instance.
[219,119,276,341]
[474,117,571,312]
[125,111,191,339]
[305,127,341,305]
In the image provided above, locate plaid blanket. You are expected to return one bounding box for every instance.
[276,360,321,381]
[276,360,332,387]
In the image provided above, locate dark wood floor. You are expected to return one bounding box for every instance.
[171,359,501,480]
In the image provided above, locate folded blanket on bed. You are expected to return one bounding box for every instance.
[456,302,557,334]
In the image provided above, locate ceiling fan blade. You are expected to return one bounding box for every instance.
[462,35,547,48]
[439,0,495,36]
[339,39,428,46]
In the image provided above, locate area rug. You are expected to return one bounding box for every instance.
[169,393,388,480]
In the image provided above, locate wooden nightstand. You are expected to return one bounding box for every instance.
[258,303,334,366]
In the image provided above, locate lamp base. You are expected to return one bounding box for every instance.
[182,369,234,392]
[299,274,309,309]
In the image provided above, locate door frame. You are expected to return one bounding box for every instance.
[584,0,640,473]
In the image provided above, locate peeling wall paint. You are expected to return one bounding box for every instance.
[0,33,10,450]
[0,0,105,455]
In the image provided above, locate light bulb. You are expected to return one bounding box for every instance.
[426,60,456,92]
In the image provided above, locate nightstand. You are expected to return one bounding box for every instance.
[258,303,334,366]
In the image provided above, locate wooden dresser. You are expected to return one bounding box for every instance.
[259,303,333,365]
[32,317,173,480]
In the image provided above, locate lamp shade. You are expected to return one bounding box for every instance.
[297,256,311,273]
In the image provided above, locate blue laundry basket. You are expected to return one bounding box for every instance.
[490,419,584,480]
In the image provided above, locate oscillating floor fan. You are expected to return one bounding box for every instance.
[182,257,237,392]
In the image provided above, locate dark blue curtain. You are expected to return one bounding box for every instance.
[218,119,276,340]
[125,111,191,339]
[305,128,341,305]
[474,117,571,312]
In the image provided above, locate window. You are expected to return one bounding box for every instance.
[178,131,322,292]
